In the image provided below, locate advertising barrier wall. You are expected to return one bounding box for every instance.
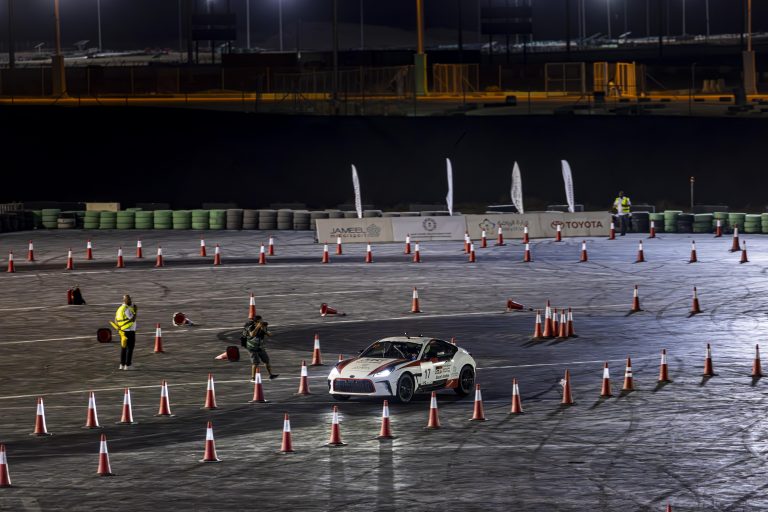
[317,212,611,243]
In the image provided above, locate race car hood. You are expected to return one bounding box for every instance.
[337,357,410,377]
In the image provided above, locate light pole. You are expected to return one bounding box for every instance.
[278,0,284,51]
[690,177,695,211]
[606,0,612,39]
[681,0,685,36]
[705,0,710,40]
[7,0,14,69]
[246,0,250,49]
[52,0,67,96]
[360,0,364,49]
[97,0,102,51]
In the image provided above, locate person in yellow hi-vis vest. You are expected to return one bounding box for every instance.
[111,294,138,370]
[612,191,632,236]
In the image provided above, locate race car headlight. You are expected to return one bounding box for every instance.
[373,369,391,378]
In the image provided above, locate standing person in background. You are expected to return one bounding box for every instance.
[112,294,138,370]
[243,315,279,381]
[613,190,632,236]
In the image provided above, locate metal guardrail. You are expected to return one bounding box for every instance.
[0,202,23,213]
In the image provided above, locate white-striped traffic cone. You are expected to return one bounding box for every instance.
[425,392,440,429]
[27,240,34,262]
[328,406,346,446]
[411,287,421,313]
[203,373,217,409]
[377,400,394,439]
[336,236,343,255]
[136,239,143,258]
[97,434,115,476]
[84,391,100,429]
[31,397,51,436]
[280,414,294,453]
[510,378,523,414]
[297,361,311,395]
[200,238,207,257]
[66,248,74,270]
[153,323,164,353]
[258,244,266,264]
[201,421,221,462]
[116,247,124,268]
[322,243,330,264]
[249,368,267,403]
[470,384,486,421]
[155,246,164,267]
[6,251,14,273]
[0,444,11,487]
[600,363,613,397]
[213,244,221,265]
[117,388,136,425]
[268,236,275,256]
[157,380,172,416]
[86,240,93,260]
[248,293,257,319]
[310,334,324,366]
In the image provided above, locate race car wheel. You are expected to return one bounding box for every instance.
[332,394,351,401]
[395,373,415,403]
[454,365,475,396]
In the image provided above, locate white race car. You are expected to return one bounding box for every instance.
[327,336,477,403]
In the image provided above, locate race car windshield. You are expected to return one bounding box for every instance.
[360,341,423,360]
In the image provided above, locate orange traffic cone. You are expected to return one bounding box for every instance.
[203,373,217,409]
[468,243,476,263]
[249,368,268,403]
[6,251,14,273]
[404,234,411,254]
[552,308,560,335]
[153,324,164,353]
[157,380,173,416]
[496,226,505,246]
[600,363,612,397]
[752,345,763,378]
[532,310,544,339]
[280,413,294,453]
[557,309,568,338]
[365,243,373,263]
[714,219,722,237]
[338,354,345,362]
[510,378,523,414]
[248,293,257,319]
[464,232,472,253]
[523,243,532,262]
[97,434,115,476]
[201,421,221,462]
[86,240,93,260]
[730,225,740,252]
[321,243,330,263]
[609,221,616,240]
[567,308,576,337]
[740,241,749,263]
[691,286,702,314]
[136,239,143,258]
[522,226,529,244]
[425,392,440,429]
[666,504,672,512]
[622,357,634,391]
[0,444,11,487]
[200,238,207,257]
[336,236,343,255]
[155,246,164,267]
[213,244,221,265]
[66,248,74,270]
[481,229,488,248]
[561,369,574,405]
[32,397,51,436]
[310,334,324,366]
[631,285,642,312]
[297,360,311,395]
[413,242,421,263]
[470,384,486,421]
[506,299,530,311]
[542,303,553,338]
[268,236,275,256]
[703,343,715,377]
[320,303,345,317]
[84,391,100,429]
[328,406,346,446]
[648,220,656,238]
[27,240,34,261]
[117,388,136,425]
[258,244,267,264]
[377,400,395,439]
[555,224,562,242]
[579,240,588,262]
[411,287,421,313]
[116,247,124,268]
[636,240,645,263]
[688,241,698,263]
[658,349,671,383]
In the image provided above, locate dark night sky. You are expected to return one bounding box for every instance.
[0,0,765,51]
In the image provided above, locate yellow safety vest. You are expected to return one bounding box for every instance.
[114,304,136,332]
[614,197,630,214]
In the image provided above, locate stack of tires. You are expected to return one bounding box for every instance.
[326,210,345,219]
[676,213,694,233]
[209,210,226,230]
[762,213,768,234]
[310,211,329,230]
[99,211,117,229]
[712,212,728,232]
[277,209,294,230]
[631,212,649,233]
[57,212,76,229]
[663,211,681,233]
[243,209,258,230]
[173,210,192,230]
[728,212,746,232]
[693,214,713,233]
[744,214,762,234]
[135,211,154,229]
[293,211,310,230]
[226,209,243,230]
[364,210,383,218]
[116,211,135,230]
[343,211,358,219]
[83,211,100,229]
[154,210,173,229]
[41,209,60,229]
[31,210,43,229]
[649,213,665,233]
[257,209,277,231]
[74,211,86,228]
[192,210,210,230]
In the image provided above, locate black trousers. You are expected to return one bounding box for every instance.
[120,331,136,366]
[618,215,630,236]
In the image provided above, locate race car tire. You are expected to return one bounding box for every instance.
[332,394,350,401]
[395,373,415,403]
[454,365,475,396]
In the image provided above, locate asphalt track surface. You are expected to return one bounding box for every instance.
[0,230,766,512]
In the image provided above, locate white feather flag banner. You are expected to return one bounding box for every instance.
[445,158,454,216]
[351,164,363,219]
[561,160,575,213]
[511,161,524,214]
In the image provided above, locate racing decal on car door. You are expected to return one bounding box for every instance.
[433,360,452,384]
[419,359,435,388]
